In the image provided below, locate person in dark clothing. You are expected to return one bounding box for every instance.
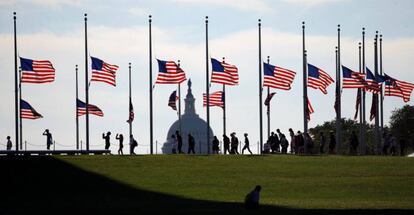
[43,129,53,150]
[280,134,289,154]
[188,133,196,154]
[304,132,314,154]
[212,136,220,154]
[223,134,230,154]
[116,134,124,155]
[349,131,359,155]
[329,131,336,154]
[242,133,253,155]
[245,185,262,210]
[399,138,406,156]
[270,132,279,153]
[319,132,326,154]
[6,136,12,150]
[130,134,137,155]
[295,131,304,154]
[289,128,295,154]
[102,131,111,150]
[175,130,183,154]
[230,132,239,154]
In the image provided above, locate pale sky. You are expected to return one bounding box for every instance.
[0,0,413,154]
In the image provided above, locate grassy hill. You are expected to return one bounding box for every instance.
[1,155,413,214]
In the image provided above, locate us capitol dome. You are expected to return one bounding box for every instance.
[161,79,214,154]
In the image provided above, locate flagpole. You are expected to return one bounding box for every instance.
[76,64,79,150]
[374,31,380,154]
[302,21,308,135]
[362,27,367,154]
[258,19,263,154]
[19,67,22,150]
[266,56,270,139]
[336,24,342,153]
[379,35,384,132]
[84,13,90,152]
[205,16,210,154]
[129,62,132,146]
[222,57,226,137]
[358,43,363,153]
[14,12,19,152]
[177,60,182,136]
[149,15,154,154]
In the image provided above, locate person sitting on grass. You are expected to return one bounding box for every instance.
[245,185,262,210]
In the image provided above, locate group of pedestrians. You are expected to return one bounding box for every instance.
[168,130,197,154]
[102,131,138,155]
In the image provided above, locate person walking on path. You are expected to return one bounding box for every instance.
[116,133,124,155]
[289,128,295,154]
[129,134,137,155]
[280,134,289,154]
[6,136,12,150]
[223,134,230,154]
[175,130,183,154]
[212,136,220,154]
[230,132,239,154]
[43,129,53,150]
[242,133,253,155]
[188,133,196,154]
[102,132,111,150]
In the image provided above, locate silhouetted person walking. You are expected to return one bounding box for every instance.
[280,134,289,154]
[319,132,326,154]
[116,134,124,155]
[175,130,183,154]
[329,131,336,154]
[212,136,220,154]
[130,134,137,155]
[223,134,230,154]
[230,132,239,154]
[245,185,262,210]
[6,136,12,150]
[242,133,253,155]
[102,131,111,150]
[43,129,53,150]
[269,132,278,153]
[295,131,304,154]
[188,133,196,154]
[289,128,295,154]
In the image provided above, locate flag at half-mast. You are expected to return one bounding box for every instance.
[369,95,378,121]
[264,92,276,106]
[203,91,225,108]
[354,89,361,120]
[156,60,187,84]
[20,99,43,119]
[77,99,104,117]
[307,64,334,94]
[168,90,179,111]
[20,57,55,84]
[342,65,366,89]
[127,101,134,123]
[365,67,384,94]
[263,62,296,90]
[384,74,414,102]
[91,56,119,86]
[307,97,314,121]
[210,58,239,85]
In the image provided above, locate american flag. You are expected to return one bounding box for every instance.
[342,65,366,89]
[168,90,179,111]
[354,89,361,120]
[77,99,104,117]
[20,99,43,119]
[155,59,186,84]
[370,94,378,121]
[307,64,334,94]
[264,92,276,106]
[203,91,224,108]
[91,57,119,86]
[211,58,239,85]
[365,67,381,94]
[263,62,296,90]
[384,74,414,102]
[20,57,55,84]
[307,97,314,121]
[127,101,134,123]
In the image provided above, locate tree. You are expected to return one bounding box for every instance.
[389,105,414,152]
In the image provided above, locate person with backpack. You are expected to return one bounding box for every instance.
[130,134,138,155]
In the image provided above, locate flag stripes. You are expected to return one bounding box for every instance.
[168,90,178,110]
[307,64,334,94]
[307,98,314,121]
[211,58,239,85]
[127,101,134,123]
[20,99,43,119]
[203,91,224,108]
[20,57,55,84]
[342,65,366,89]
[91,57,119,86]
[385,75,414,102]
[263,62,296,90]
[156,60,186,84]
[264,92,276,106]
[354,89,361,120]
[77,99,104,117]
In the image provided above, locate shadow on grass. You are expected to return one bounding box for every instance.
[0,156,411,215]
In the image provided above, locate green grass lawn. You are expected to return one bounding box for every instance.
[2,155,414,214]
